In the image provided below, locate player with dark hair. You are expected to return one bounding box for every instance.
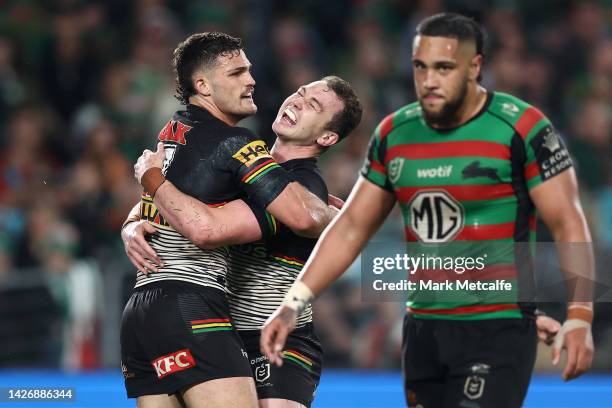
[262,13,594,408]
[123,75,362,408]
[119,33,341,408]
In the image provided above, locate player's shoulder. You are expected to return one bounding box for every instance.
[218,126,268,151]
[374,101,423,140]
[487,92,549,131]
[283,159,328,201]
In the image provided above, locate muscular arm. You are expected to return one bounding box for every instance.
[298,177,396,295]
[530,169,594,308]
[530,168,595,381]
[266,182,338,238]
[153,180,336,248]
[136,142,337,248]
[153,181,262,249]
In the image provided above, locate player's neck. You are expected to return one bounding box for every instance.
[188,96,241,126]
[271,139,319,163]
[429,85,488,129]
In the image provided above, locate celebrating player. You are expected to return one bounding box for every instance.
[123,73,361,408]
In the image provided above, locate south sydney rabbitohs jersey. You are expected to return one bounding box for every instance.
[361,92,573,320]
[136,104,291,291]
[227,158,328,330]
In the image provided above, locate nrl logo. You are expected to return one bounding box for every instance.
[542,129,560,152]
[501,102,519,116]
[255,362,271,383]
[388,157,405,184]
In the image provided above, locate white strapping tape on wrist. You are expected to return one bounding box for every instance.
[553,318,592,350]
[282,280,314,313]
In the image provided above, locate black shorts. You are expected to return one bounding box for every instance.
[240,323,323,407]
[120,281,252,398]
[402,314,537,408]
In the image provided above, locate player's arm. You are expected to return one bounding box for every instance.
[529,168,595,381]
[135,143,336,249]
[265,181,337,238]
[222,134,337,238]
[134,143,265,249]
[520,113,594,381]
[153,181,263,249]
[261,177,396,365]
[120,201,162,273]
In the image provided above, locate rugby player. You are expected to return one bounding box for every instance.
[262,13,595,408]
[124,75,362,408]
[119,33,340,408]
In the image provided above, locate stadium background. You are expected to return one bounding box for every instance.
[0,0,610,406]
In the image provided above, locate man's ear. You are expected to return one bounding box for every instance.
[317,131,340,148]
[193,71,211,96]
[469,54,483,82]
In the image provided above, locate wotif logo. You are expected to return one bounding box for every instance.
[417,165,453,178]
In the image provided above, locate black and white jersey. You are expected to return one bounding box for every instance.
[136,104,290,291]
[226,158,328,330]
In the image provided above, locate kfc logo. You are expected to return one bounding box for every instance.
[152,349,196,379]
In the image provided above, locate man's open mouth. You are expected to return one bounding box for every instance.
[281,107,297,125]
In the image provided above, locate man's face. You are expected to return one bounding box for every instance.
[206,49,257,121]
[412,35,478,125]
[272,80,344,146]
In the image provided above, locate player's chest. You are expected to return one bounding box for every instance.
[384,138,514,190]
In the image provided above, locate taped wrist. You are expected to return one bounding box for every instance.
[141,168,166,198]
[553,318,592,350]
[567,306,594,324]
[282,281,314,314]
[121,214,141,230]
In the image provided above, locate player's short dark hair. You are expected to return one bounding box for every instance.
[172,32,242,104]
[416,13,485,57]
[322,76,362,141]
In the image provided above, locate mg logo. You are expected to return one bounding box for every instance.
[408,190,464,242]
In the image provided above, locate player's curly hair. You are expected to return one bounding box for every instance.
[172,32,242,105]
[322,76,363,141]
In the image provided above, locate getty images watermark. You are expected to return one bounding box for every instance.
[360,242,607,303]
[371,253,513,292]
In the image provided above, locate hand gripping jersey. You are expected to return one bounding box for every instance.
[361,92,573,320]
[136,104,291,291]
[226,158,328,330]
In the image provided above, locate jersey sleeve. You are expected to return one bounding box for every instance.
[518,108,573,190]
[360,116,394,192]
[243,199,278,239]
[219,129,291,209]
[241,164,329,240]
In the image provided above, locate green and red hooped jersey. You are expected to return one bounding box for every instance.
[361,92,573,320]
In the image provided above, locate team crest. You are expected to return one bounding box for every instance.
[388,158,405,184]
[500,102,519,116]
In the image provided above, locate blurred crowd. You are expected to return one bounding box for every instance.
[0,0,610,369]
